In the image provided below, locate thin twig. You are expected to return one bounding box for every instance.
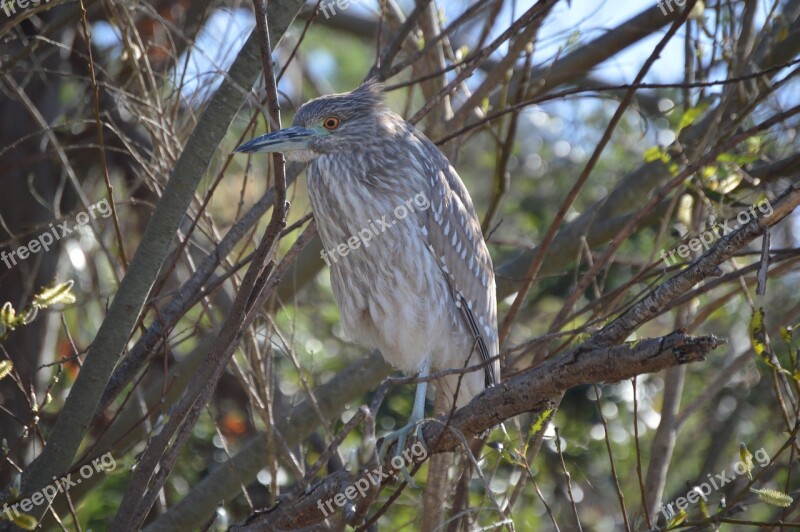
[593,384,631,532]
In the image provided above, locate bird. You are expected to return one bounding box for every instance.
[236,79,499,461]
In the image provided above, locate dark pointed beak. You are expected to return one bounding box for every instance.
[235,127,319,153]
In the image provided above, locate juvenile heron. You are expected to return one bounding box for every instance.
[236,79,499,458]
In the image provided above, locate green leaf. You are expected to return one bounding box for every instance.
[1,511,38,530]
[666,509,687,528]
[750,308,768,358]
[780,326,793,345]
[527,408,553,440]
[739,442,754,480]
[717,152,760,165]
[689,0,705,19]
[644,146,668,163]
[745,136,761,155]
[677,103,709,135]
[572,332,591,346]
[699,498,710,518]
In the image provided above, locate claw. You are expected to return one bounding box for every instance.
[378,421,427,487]
[377,358,431,487]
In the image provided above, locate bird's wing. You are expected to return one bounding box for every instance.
[416,141,499,388]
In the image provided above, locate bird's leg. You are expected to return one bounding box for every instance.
[378,357,430,486]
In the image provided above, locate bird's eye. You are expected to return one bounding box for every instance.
[323,116,340,130]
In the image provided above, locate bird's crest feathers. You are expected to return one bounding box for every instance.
[351,77,387,111]
[355,78,385,98]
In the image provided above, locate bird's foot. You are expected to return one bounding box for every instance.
[377,421,427,487]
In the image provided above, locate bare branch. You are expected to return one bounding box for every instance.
[232,332,722,530]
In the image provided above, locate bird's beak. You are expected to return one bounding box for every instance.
[235,126,319,153]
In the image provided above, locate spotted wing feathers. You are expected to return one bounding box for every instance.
[417,144,499,388]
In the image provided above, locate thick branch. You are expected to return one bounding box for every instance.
[143,352,392,532]
[149,179,798,531]
[109,2,296,528]
[232,332,722,530]
[17,0,305,519]
[232,181,799,530]
[594,183,800,347]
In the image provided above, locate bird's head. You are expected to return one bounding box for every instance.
[235,79,389,162]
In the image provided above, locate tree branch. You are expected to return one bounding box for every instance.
[232,331,722,530]
[183,185,800,532]
[17,0,305,521]
[108,1,296,527]
[594,183,800,347]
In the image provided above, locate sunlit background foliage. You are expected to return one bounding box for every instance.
[1,0,799,530]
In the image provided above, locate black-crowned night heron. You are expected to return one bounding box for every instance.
[236,79,499,461]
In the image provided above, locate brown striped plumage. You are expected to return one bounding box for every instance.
[236,79,498,452]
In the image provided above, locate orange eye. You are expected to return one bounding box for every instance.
[323,116,340,130]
